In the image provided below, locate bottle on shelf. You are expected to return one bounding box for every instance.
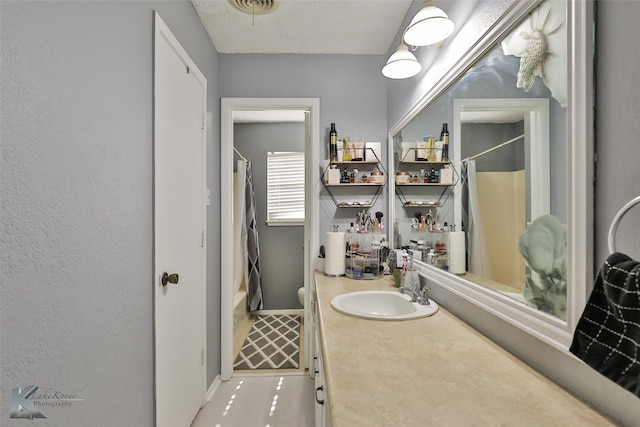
[440,123,449,162]
[343,136,352,161]
[340,167,350,184]
[426,136,437,162]
[416,136,428,161]
[329,123,338,162]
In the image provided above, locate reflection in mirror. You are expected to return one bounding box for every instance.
[391,0,570,321]
[453,98,561,317]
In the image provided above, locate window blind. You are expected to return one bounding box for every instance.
[266,151,305,226]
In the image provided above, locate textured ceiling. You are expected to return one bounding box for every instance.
[191,0,413,54]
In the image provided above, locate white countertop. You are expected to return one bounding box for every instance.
[315,272,616,427]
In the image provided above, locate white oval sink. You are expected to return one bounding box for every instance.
[330,291,438,321]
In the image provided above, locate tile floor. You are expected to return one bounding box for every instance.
[190,374,315,427]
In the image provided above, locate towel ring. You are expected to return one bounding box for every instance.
[608,195,640,253]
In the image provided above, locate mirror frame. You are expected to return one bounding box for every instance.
[387,0,593,350]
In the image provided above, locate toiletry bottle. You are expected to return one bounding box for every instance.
[427,249,435,265]
[341,167,350,183]
[440,123,449,161]
[427,136,436,162]
[343,136,352,161]
[329,123,338,162]
[417,136,428,161]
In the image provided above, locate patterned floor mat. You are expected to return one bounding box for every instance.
[233,314,301,370]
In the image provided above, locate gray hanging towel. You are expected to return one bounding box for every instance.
[460,160,469,248]
[570,252,640,397]
[245,161,263,311]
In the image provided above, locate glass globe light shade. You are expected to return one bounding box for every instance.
[403,1,455,47]
[381,44,422,79]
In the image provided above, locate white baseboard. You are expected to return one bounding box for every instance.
[252,309,304,316]
[205,375,222,403]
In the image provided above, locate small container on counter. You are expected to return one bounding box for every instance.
[345,231,384,280]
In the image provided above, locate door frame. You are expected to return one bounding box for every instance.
[452,98,550,228]
[220,98,320,380]
[153,11,207,422]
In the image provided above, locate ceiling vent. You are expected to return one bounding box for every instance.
[229,0,280,15]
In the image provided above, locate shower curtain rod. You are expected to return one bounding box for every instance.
[233,147,248,162]
[462,134,525,162]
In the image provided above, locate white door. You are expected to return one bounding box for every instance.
[154,13,206,427]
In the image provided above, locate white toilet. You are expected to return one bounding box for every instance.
[297,287,305,307]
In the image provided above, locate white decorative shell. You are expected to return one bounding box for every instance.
[501,0,567,107]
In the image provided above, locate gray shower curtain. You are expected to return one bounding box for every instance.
[461,160,469,268]
[461,159,491,278]
[245,161,263,311]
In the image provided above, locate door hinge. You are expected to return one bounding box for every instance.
[201,230,205,247]
[201,348,205,366]
[201,113,205,130]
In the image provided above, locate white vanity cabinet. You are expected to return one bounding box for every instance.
[313,300,331,427]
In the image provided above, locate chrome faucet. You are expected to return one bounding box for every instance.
[398,286,431,305]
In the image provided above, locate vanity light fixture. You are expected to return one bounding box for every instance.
[382,1,453,79]
[403,1,455,47]
[381,43,422,79]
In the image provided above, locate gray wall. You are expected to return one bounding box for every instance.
[461,122,525,172]
[0,1,221,426]
[387,1,640,425]
[234,122,305,309]
[595,0,640,265]
[219,54,389,246]
[3,0,640,426]
[592,3,640,416]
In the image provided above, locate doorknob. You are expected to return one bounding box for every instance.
[161,272,179,286]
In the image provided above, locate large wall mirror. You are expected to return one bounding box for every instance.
[388,0,593,349]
